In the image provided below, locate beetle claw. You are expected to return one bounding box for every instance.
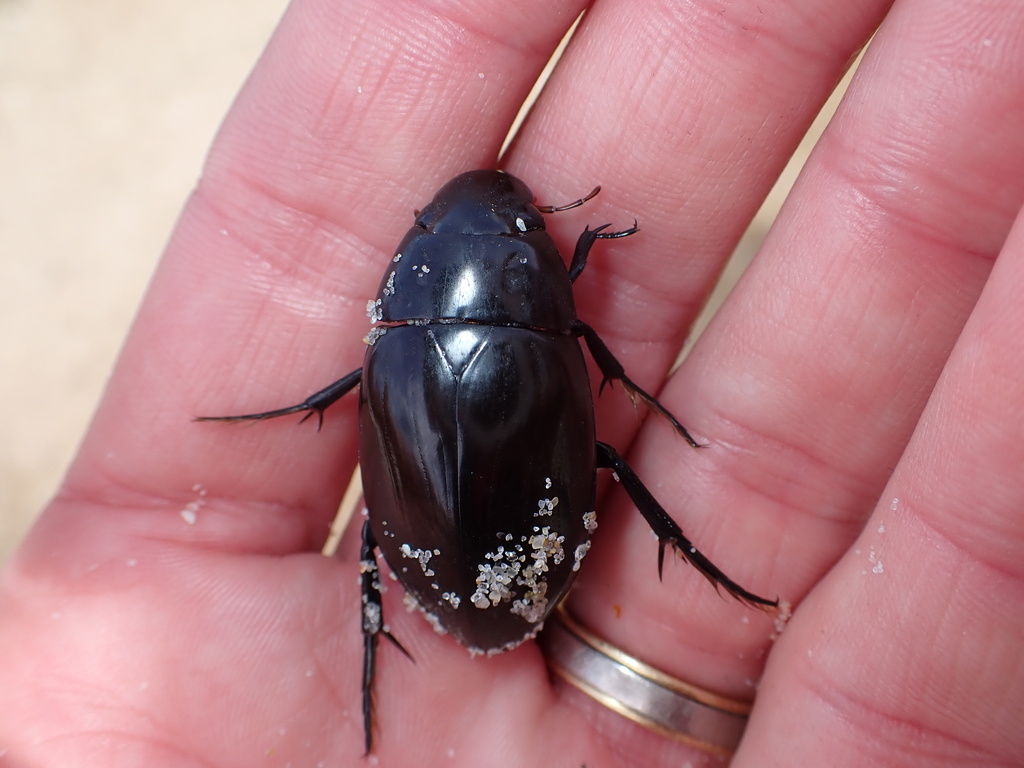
[296,408,326,432]
[382,629,414,662]
[593,219,639,239]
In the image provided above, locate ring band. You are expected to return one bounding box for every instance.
[539,608,753,756]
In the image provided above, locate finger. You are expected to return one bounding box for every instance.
[50,0,597,557]
[677,0,1024,612]
[742,199,1024,766]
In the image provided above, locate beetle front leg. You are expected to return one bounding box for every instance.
[195,368,362,431]
[567,221,638,282]
[360,519,412,755]
[596,442,777,610]
[575,322,701,448]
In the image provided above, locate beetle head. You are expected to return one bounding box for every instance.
[416,170,546,236]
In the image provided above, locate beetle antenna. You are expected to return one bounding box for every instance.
[536,185,601,213]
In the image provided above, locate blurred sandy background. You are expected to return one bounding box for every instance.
[0,0,845,564]
[1,0,289,562]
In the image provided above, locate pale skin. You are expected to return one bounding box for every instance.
[2,0,1024,765]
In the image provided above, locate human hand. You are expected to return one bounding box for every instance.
[2,0,1023,766]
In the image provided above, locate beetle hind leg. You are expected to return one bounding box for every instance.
[194,368,362,431]
[360,519,412,755]
[596,442,777,611]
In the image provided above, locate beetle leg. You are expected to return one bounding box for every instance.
[567,221,638,282]
[595,441,777,610]
[194,368,362,431]
[575,322,701,448]
[360,519,413,754]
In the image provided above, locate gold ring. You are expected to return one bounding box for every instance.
[538,607,754,756]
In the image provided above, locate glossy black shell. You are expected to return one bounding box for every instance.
[358,171,596,652]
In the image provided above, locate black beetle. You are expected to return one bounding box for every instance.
[199,170,776,752]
